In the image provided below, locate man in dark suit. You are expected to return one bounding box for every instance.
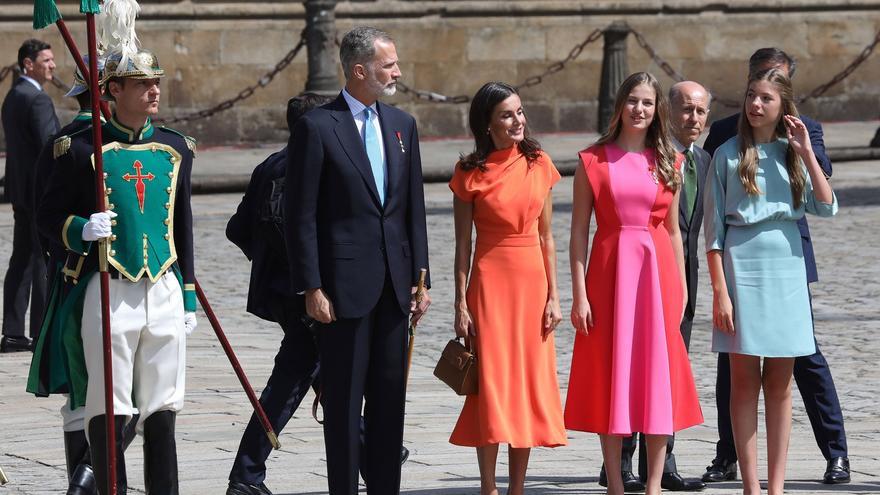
[601,81,711,493]
[1,38,59,353]
[701,47,849,485]
[285,26,431,495]
[225,93,330,495]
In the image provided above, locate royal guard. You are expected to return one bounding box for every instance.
[34,48,197,495]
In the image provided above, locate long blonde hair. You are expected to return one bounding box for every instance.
[597,71,680,191]
[736,68,806,208]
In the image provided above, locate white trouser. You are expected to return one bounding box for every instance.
[81,271,186,436]
[61,395,86,432]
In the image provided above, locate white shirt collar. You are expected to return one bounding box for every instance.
[342,88,377,118]
[672,137,694,154]
[19,75,42,91]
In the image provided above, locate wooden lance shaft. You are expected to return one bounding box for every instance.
[85,12,118,495]
[53,19,111,119]
[405,268,428,390]
[195,281,281,449]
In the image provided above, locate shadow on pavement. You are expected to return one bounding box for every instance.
[283,476,606,494]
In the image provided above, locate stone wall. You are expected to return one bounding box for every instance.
[1,1,879,145]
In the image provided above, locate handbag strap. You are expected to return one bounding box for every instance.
[458,336,476,356]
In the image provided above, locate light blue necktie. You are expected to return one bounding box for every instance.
[363,107,385,204]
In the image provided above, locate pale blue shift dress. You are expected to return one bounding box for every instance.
[703,137,837,357]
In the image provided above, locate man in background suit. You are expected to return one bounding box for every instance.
[701,47,849,485]
[1,38,59,352]
[285,26,431,495]
[601,81,711,493]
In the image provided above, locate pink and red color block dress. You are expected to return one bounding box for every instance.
[564,143,703,436]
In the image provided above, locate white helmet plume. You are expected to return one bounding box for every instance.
[97,0,152,77]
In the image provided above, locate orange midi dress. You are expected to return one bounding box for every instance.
[448,147,567,448]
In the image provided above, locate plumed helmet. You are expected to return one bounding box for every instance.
[65,54,106,98]
[102,49,164,81]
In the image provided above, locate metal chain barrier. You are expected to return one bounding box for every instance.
[799,28,880,104]
[155,30,308,125]
[0,64,17,85]
[630,24,880,108]
[395,81,469,104]
[397,27,606,104]
[6,22,869,123]
[1,62,71,93]
[629,26,686,83]
[517,27,605,90]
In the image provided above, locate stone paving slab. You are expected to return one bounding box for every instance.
[0,159,878,493]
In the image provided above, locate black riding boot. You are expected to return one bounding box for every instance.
[88,415,128,495]
[143,410,179,495]
[64,430,96,495]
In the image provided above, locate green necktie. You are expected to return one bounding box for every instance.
[683,149,697,221]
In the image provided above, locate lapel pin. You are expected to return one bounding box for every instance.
[395,131,406,153]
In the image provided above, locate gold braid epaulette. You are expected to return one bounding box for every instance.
[53,135,71,159]
[158,126,197,158]
[184,135,197,157]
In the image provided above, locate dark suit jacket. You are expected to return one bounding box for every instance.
[680,144,711,323]
[227,147,292,322]
[703,112,832,283]
[284,93,430,319]
[1,78,60,209]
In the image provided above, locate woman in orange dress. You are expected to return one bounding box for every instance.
[449,81,567,495]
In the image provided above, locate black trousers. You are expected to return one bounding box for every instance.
[2,206,46,339]
[320,275,408,495]
[228,297,321,485]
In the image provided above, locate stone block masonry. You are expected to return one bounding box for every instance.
[0,1,878,145]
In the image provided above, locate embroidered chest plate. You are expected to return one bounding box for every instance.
[93,142,182,282]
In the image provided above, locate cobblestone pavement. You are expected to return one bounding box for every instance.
[0,160,878,494]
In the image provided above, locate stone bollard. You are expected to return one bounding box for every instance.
[304,0,340,96]
[597,21,630,134]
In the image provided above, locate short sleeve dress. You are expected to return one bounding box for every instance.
[448,146,567,448]
[564,143,703,436]
[703,137,838,357]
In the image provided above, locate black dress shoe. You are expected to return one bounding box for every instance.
[823,457,850,484]
[599,469,646,493]
[661,472,706,491]
[227,480,272,495]
[702,458,737,482]
[66,463,96,495]
[0,335,32,353]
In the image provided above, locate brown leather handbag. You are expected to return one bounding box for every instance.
[433,337,478,395]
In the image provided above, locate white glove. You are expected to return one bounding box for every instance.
[184,312,197,335]
[81,211,118,241]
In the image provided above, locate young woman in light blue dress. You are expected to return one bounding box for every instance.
[703,67,837,495]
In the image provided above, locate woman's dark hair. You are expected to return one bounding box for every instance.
[459,81,541,172]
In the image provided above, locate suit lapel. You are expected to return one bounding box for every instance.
[330,96,382,208]
[377,102,403,207]
[679,152,691,230]
[692,149,710,226]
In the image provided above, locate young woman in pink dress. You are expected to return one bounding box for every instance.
[565,72,703,495]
